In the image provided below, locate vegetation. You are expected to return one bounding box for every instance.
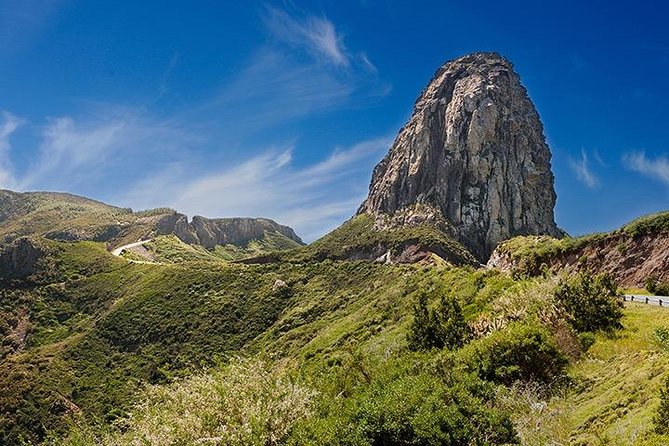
[655,375,669,435]
[458,321,568,385]
[57,357,315,446]
[500,304,669,445]
[407,291,471,351]
[0,225,667,445]
[623,210,669,238]
[291,354,517,445]
[0,190,172,247]
[213,230,304,261]
[646,276,669,296]
[496,211,669,279]
[553,272,622,332]
[279,214,477,265]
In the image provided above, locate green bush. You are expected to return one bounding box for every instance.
[291,355,518,445]
[407,292,471,351]
[646,277,669,296]
[458,322,568,385]
[59,357,315,446]
[654,327,669,352]
[655,375,669,434]
[553,273,622,332]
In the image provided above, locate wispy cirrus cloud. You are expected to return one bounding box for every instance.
[0,111,24,188]
[120,137,391,241]
[199,7,387,135]
[0,6,390,241]
[16,107,200,196]
[623,151,669,185]
[262,6,351,67]
[569,149,600,189]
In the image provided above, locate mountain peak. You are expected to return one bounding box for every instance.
[359,52,562,260]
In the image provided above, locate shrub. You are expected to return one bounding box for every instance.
[458,322,568,385]
[59,357,315,446]
[654,327,669,352]
[646,277,669,296]
[291,355,518,445]
[553,273,622,332]
[408,292,471,351]
[655,375,669,434]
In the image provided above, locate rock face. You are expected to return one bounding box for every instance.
[359,52,562,260]
[0,189,304,252]
[154,213,303,249]
[185,216,303,249]
[0,238,46,278]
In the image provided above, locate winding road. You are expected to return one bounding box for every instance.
[111,239,151,257]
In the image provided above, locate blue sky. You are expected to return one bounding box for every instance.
[0,0,668,241]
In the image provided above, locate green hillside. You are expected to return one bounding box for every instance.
[495,210,669,267]
[1,231,668,445]
[249,214,478,265]
[0,189,161,246]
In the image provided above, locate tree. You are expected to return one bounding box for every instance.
[553,272,622,332]
[408,291,471,351]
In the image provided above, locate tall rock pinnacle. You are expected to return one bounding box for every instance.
[358,52,562,260]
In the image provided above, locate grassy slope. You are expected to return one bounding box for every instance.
[0,242,297,443]
[0,190,167,246]
[213,230,304,261]
[265,214,477,265]
[4,234,669,444]
[507,303,669,445]
[0,237,510,444]
[495,210,669,274]
[55,266,669,446]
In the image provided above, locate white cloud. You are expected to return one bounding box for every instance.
[17,107,199,194]
[569,150,599,189]
[0,6,389,242]
[0,111,24,188]
[623,151,669,185]
[120,137,391,241]
[262,6,350,67]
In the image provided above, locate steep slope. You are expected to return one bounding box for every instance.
[488,211,669,287]
[358,52,562,261]
[0,190,303,259]
[0,189,153,245]
[275,213,478,265]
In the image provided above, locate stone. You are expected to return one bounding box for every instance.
[358,52,562,260]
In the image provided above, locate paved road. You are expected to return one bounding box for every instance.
[111,239,151,257]
[623,294,669,308]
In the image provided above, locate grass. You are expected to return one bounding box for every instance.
[622,211,669,238]
[4,230,669,445]
[504,303,669,445]
[496,210,669,277]
[0,190,168,246]
[274,214,477,265]
[0,238,528,444]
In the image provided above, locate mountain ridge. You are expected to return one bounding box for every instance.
[0,189,303,257]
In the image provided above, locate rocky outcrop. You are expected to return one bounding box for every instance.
[187,216,303,249]
[0,238,47,278]
[488,231,669,288]
[359,52,562,260]
[154,213,303,249]
[0,190,303,252]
